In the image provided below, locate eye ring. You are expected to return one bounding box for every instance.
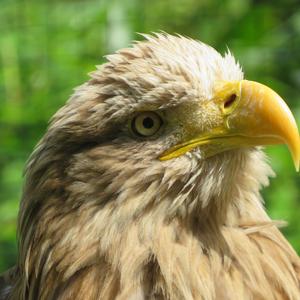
[130,111,163,137]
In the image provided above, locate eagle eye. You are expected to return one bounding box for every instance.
[130,112,163,137]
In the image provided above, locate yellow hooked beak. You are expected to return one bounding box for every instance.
[159,80,300,171]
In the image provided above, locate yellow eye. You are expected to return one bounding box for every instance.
[131,112,163,137]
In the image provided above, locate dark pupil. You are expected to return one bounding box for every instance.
[142,117,154,129]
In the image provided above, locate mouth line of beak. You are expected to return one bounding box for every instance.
[159,133,280,161]
[159,134,229,161]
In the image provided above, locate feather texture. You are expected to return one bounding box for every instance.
[1,33,299,300]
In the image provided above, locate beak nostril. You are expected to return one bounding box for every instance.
[224,94,237,109]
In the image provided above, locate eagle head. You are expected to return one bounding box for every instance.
[13,33,300,299]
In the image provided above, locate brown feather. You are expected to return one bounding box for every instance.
[3,33,300,299]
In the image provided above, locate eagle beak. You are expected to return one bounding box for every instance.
[159,80,300,171]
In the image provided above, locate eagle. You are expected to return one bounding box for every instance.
[1,33,300,300]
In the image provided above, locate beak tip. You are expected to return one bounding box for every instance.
[291,137,300,172]
[295,158,300,172]
[292,151,300,172]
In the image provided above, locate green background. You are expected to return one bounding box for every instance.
[0,0,300,273]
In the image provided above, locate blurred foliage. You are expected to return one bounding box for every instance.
[0,0,300,273]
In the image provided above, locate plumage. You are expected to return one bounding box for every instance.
[1,33,300,299]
